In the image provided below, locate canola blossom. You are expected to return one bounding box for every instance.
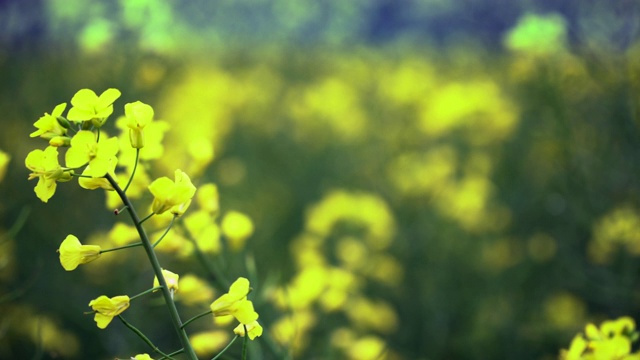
[153,268,180,292]
[125,100,154,148]
[233,320,264,340]
[30,103,68,140]
[210,277,259,325]
[148,169,197,215]
[89,295,130,329]
[25,146,72,202]
[67,88,121,126]
[65,130,119,177]
[58,234,101,271]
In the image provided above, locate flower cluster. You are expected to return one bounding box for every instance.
[560,317,640,360]
[210,277,263,340]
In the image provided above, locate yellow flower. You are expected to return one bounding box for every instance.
[0,150,9,182]
[132,354,153,360]
[58,234,101,271]
[148,169,197,215]
[65,130,119,177]
[221,211,254,251]
[78,156,118,190]
[233,320,263,340]
[210,277,259,325]
[125,101,154,148]
[25,146,72,202]
[30,103,68,140]
[153,268,180,292]
[67,88,121,126]
[88,295,130,329]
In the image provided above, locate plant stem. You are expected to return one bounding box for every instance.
[99,242,143,253]
[106,174,198,360]
[242,325,248,360]
[124,148,140,193]
[181,310,212,329]
[154,215,176,248]
[118,315,175,360]
[211,336,238,360]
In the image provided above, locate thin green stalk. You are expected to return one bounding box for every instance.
[154,215,176,248]
[211,335,238,360]
[130,286,162,301]
[118,315,175,360]
[242,325,248,360]
[181,310,212,329]
[139,212,155,224]
[99,242,143,254]
[106,174,198,360]
[123,148,140,193]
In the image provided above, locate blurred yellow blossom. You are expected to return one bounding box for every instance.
[190,330,229,358]
[58,234,101,271]
[132,354,153,360]
[195,183,219,214]
[0,150,9,182]
[88,295,130,329]
[504,13,567,56]
[177,274,215,306]
[153,268,179,292]
[221,211,254,251]
[348,336,388,360]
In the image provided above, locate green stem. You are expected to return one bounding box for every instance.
[124,148,140,193]
[130,286,162,301]
[211,335,238,360]
[139,212,155,224]
[242,325,248,360]
[99,242,143,254]
[118,315,175,360]
[106,174,198,360]
[181,310,212,329]
[161,349,185,360]
[154,215,176,248]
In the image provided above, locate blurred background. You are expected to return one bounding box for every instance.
[2,0,640,359]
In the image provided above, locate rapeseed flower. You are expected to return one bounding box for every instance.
[88,295,130,329]
[67,88,121,126]
[132,354,153,360]
[233,320,263,340]
[124,101,154,148]
[153,268,180,292]
[148,169,196,215]
[65,130,119,177]
[30,103,68,140]
[25,146,72,202]
[210,277,258,325]
[58,234,101,271]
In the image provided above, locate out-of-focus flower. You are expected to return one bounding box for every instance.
[132,354,153,360]
[221,211,254,251]
[88,295,130,329]
[58,234,101,271]
[177,274,215,306]
[153,268,180,292]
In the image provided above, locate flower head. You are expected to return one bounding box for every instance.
[58,234,101,271]
[210,277,259,325]
[88,295,130,329]
[233,321,263,340]
[67,88,121,126]
[78,156,118,190]
[148,169,197,215]
[30,103,68,140]
[153,268,180,293]
[25,146,72,202]
[65,130,119,177]
[125,101,154,149]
